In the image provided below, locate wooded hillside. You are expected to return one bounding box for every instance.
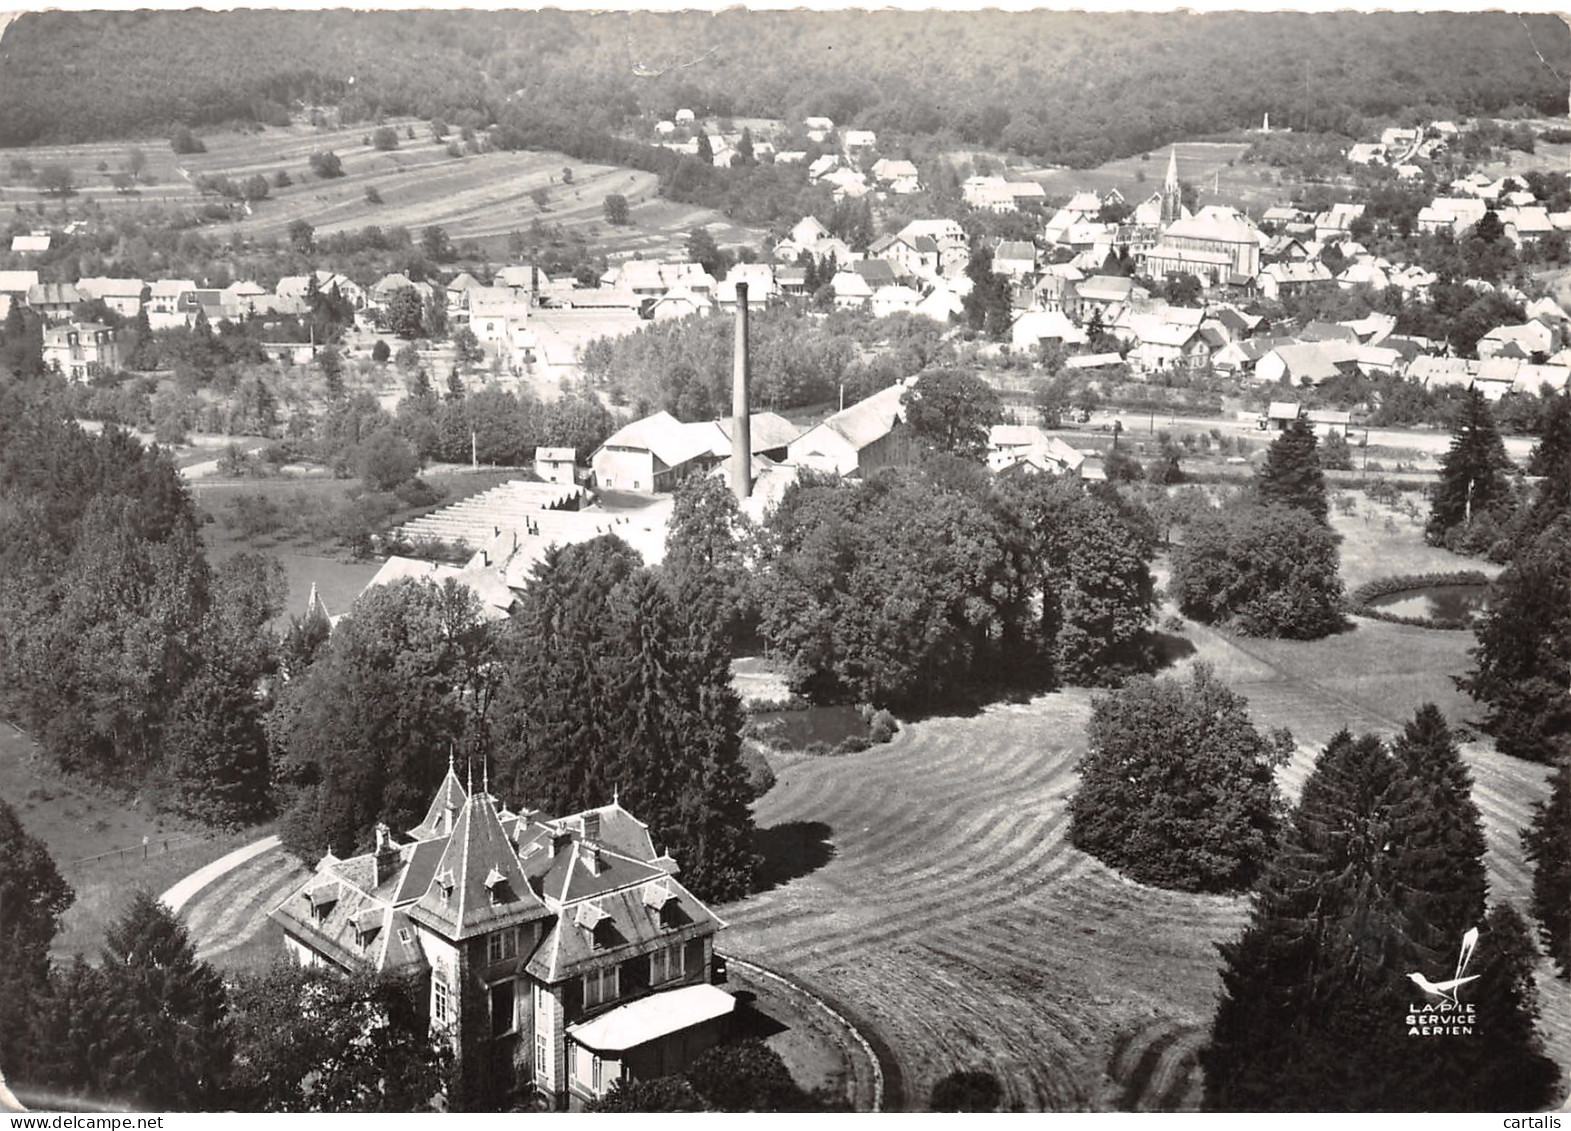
[1,11,1565,166]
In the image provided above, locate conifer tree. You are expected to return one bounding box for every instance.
[1426,387,1513,544]
[1388,704,1487,940]
[663,474,756,646]
[95,891,233,1110]
[1523,391,1571,539]
[0,798,74,1086]
[1523,761,1571,978]
[1256,416,1328,522]
[1459,517,1571,764]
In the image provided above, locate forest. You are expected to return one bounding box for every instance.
[0,11,1565,168]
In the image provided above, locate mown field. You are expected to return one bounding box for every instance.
[0,117,766,259]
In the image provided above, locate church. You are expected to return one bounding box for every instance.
[270,765,733,1110]
[1137,148,1263,287]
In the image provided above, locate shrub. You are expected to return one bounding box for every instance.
[836,735,872,754]
[371,339,391,363]
[393,476,442,508]
[868,709,899,744]
[802,741,832,757]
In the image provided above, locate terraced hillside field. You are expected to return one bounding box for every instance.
[0,118,765,259]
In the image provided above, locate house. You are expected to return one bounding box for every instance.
[370,273,433,311]
[897,220,968,270]
[822,168,870,201]
[42,322,119,381]
[986,425,1086,477]
[1263,401,1302,431]
[715,265,775,312]
[648,288,707,322]
[1011,310,1088,353]
[993,240,1038,279]
[1479,320,1555,360]
[1305,408,1353,438]
[272,769,731,1110]
[843,129,877,154]
[806,155,841,183]
[1346,143,1387,166]
[914,282,964,324]
[871,158,919,184]
[654,120,675,136]
[1499,206,1554,247]
[1416,197,1487,236]
[535,448,577,485]
[1126,321,1208,374]
[867,233,939,280]
[1313,202,1365,241]
[1258,261,1333,301]
[0,270,39,303]
[870,285,921,319]
[1254,341,1359,387]
[146,279,197,329]
[10,233,49,255]
[73,278,146,318]
[446,272,482,311]
[787,381,915,478]
[674,108,695,124]
[466,287,532,352]
[26,282,82,321]
[829,270,873,310]
[802,116,834,133]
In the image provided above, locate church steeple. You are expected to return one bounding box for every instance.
[1161,146,1182,226]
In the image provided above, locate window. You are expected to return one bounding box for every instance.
[536,1033,548,1076]
[649,942,686,985]
[583,965,619,1010]
[489,980,516,1037]
[592,1055,603,1092]
[488,927,518,964]
[433,978,451,1026]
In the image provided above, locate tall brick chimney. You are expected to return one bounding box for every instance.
[731,281,752,501]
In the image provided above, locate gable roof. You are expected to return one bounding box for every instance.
[596,411,714,469]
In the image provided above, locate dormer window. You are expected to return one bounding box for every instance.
[304,881,340,922]
[484,866,507,906]
[354,909,383,950]
[436,868,456,904]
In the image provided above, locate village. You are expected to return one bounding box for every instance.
[1,9,1570,1119]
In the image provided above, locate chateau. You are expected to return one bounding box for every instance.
[270,766,732,1110]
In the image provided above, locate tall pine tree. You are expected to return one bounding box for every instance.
[1523,761,1571,979]
[1426,387,1513,545]
[0,798,74,1089]
[94,891,233,1110]
[1256,416,1329,522]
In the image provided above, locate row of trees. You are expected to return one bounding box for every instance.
[270,537,762,905]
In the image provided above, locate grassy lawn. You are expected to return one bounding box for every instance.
[1024,140,1304,212]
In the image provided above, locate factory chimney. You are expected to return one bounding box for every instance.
[731,281,752,500]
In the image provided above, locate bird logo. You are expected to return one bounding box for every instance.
[1407,926,1480,1004]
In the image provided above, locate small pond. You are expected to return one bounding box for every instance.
[1365,583,1491,624]
[752,705,869,750]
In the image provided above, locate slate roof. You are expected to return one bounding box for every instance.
[406,790,550,943]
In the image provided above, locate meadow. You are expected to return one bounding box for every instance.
[1023,140,1310,215]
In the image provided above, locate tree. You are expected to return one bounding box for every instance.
[356,429,420,491]
[1426,387,1513,545]
[930,1070,1003,1112]
[124,145,147,181]
[1203,727,1559,1111]
[227,961,451,1111]
[603,192,630,225]
[309,151,344,179]
[371,339,391,364]
[900,368,1003,461]
[274,168,293,189]
[1522,391,1571,538]
[385,287,424,339]
[1070,663,1290,892]
[170,126,206,154]
[95,891,233,1110]
[1170,503,1344,639]
[961,247,1012,340]
[37,163,73,195]
[371,126,399,151]
[664,474,756,646]
[287,218,316,254]
[488,538,760,902]
[242,173,270,202]
[1523,761,1571,978]
[451,326,482,369]
[686,226,726,278]
[1257,416,1328,522]
[1006,475,1155,685]
[1458,518,1571,763]
[364,185,383,205]
[319,343,345,399]
[1319,428,1354,471]
[1388,704,1487,941]
[422,290,449,340]
[0,797,73,1083]
[684,1039,814,1111]
[736,127,756,166]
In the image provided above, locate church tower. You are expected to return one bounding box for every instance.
[1161,146,1182,226]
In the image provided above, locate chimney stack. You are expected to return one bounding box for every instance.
[731,281,752,501]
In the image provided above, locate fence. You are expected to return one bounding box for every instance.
[61,833,207,872]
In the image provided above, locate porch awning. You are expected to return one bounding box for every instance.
[567,984,735,1053]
